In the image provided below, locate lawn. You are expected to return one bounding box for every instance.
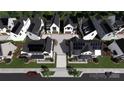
[68,56,124,68]
[0,59,56,68]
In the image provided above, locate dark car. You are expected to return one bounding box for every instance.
[26,71,38,77]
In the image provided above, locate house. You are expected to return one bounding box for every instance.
[45,13,60,34]
[91,17,118,40]
[0,18,16,34]
[66,37,102,63]
[107,15,124,33]
[108,39,124,59]
[0,42,17,61]
[20,37,54,63]
[9,18,31,41]
[27,17,44,40]
[78,17,97,40]
[64,16,78,34]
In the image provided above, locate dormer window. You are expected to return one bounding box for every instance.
[67,27,72,30]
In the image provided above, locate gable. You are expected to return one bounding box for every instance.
[64,24,73,28]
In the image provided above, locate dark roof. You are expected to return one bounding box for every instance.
[100,20,114,33]
[64,16,78,27]
[23,37,53,53]
[30,55,44,59]
[81,18,95,36]
[91,17,114,38]
[64,16,73,26]
[116,39,124,53]
[114,16,124,29]
[11,19,24,35]
[28,17,42,36]
[51,13,60,27]
[0,18,8,29]
[107,15,124,30]
[67,37,102,55]
[45,13,60,28]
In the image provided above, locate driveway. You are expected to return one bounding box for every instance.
[51,34,76,54]
[51,34,78,68]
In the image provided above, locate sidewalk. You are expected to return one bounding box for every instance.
[52,68,72,77]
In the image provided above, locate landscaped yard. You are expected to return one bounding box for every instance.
[0,41,56,68]
[68,56,124,68]
[0,58,56,68]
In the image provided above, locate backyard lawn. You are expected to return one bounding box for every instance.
[0,58,56,68]
[68,56,124,68]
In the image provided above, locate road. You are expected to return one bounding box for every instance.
[0,73,123,81]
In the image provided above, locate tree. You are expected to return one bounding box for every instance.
[22,11,33,18]
[67,66,81,77]
[41,65,51,77]
[93,58,99,63]
[0,11,9,17]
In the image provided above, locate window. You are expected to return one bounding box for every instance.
[91,33,94,36]
[67,27,71,30]
[52,27,56,31]
[113,50,118,55]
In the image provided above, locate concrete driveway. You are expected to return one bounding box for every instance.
[51,34,76,54]
[51,34,78,68]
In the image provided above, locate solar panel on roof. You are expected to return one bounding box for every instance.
[100,22,113,33]
[11,22,21,33]
[28,44,44,52]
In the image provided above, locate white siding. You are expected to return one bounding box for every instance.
[64,24,74,34]
[50,23,59,34]
[10,18,31,41]
[83,30,97,40]
[27,32,41,40]
[108,41,124,58]
[102,32,119,40]
[8,18,16,30]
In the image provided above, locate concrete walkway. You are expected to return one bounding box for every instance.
[51,34,72,68]
[56,54,67,68]
[1,68,124,76]
[52,68,72,77]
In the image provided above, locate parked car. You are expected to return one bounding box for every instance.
[26,71,38,77]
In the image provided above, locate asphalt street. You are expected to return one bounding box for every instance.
[0,73,124,81]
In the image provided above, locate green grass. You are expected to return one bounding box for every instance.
[0,59,56,68]
[68,56,124,68]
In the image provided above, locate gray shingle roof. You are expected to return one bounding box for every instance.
[80,18,96,36]
[28,17,42,36]
[90,17,113,38]
[11,19,24,35]
[51,13,60,27]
